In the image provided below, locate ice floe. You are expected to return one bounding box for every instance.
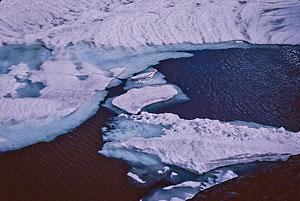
[127,172,146,184]
[112,85,178,114]
[100,112,300,174]
[100,111,300,199]
[142,170,238,201]
[124,68,167,90]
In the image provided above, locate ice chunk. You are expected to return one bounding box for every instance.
[158,166,170,174]
[100,112,300,175]
[142,170,238,201]
[163,181,202,190]
[127,172,146,184]
[124,68,167,90]
[171,172,178,178]
[103,85,189,115]
[112,85,178,114]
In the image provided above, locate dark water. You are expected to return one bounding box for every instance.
[1,107,151,201]
[154,45,300,131]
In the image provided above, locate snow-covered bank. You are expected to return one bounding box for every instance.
[100,112,300,174]
[0,0,299,48]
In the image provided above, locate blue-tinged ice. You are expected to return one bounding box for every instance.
[0,44,51,74]
[124,68,167,90]
[102,115,165,141]
[16,81,46,98]
[142,170,238,201]
[0,91,107,152]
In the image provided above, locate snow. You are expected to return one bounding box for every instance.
[100,112,300,174]
[127,172,146,184]
[112,85,178,114]
[0,0,299,48]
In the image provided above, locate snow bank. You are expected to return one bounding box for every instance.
[100,112,300,174]
[0,0,299,48]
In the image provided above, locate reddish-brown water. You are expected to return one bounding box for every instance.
[1,107,149,201]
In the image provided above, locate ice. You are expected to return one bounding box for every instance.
[171,172,179,178]
[16,81,46,98]
[0,90,107,152]
[0,44,51,74]
[127,172,146,184]
[0,0,299,48]
[142,170,238,201]
[107,79,123,88]
[102,116,165,142]
[163,181,202,190]
[0,0,299,156]
[0,45,120,152]
[100,112,300,174]
[99,147,162,167]
[158,166,170,174]
[124,68,167,90]
[66,42,194,79]
[0,43,263,152]
[112,85,178,114]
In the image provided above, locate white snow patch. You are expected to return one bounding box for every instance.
[112,85,178,114]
